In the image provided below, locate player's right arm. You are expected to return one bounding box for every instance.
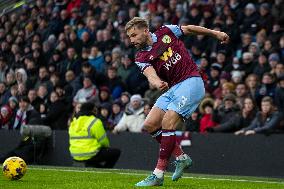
[143,66,169,92]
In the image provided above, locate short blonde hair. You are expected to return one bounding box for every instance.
[125,17,149,32]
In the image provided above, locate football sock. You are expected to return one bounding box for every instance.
[173,144,184,158]
[155,129,176,171]
[151,128,184,158]
[153,168,164,178]
[151,129,162,143]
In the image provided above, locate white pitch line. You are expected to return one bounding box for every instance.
[29,167,284,185]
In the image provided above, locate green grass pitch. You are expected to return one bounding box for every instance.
[1,166,284,189]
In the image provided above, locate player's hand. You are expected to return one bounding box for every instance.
[153,80,169,92]
[215,31,230,44]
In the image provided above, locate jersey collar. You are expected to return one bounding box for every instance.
[142,33,157,51]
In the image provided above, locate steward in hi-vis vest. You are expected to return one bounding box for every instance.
[69,102,120,168]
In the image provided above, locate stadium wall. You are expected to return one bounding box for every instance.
[0,130,284,178]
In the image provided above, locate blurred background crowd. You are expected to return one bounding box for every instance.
[0,0,283,135]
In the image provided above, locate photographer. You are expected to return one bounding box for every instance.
[0,96,50,163]
[69,102,120,168]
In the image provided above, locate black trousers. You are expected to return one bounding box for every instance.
[0,137,48,164]
[82,147,121,168]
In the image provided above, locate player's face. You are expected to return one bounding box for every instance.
[127,27,148,49]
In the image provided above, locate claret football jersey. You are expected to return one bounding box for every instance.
[135,25,200,87]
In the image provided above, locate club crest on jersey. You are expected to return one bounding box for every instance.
[162,35,171,44]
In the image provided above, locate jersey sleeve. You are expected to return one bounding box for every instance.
[165,25,183,38]
[135,61,152,73]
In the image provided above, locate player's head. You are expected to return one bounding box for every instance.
[125,17,150,49]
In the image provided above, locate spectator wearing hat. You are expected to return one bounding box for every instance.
[7,96,18,121]
[207,63,221,93]
[98,86,112,106]
[49,50,64,72]
[241,52,256,76]
[120,91,130,110]
[0,96,17,129]
[231,70,244,85]
[108,100,124,130]
[255,72,276,107]
[235,96,281,135]
[113,94,145,133]
[240,3,258,34]
[268,53,280,75]
[15,68,28,85]
[97,102,112,130]
[212,93,240,127]
[248,42,261,59]
[256,3,274,35]
[199,97,217,133]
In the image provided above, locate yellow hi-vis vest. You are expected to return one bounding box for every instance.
[69,115,109,161]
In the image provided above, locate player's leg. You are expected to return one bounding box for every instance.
[143,106,165,134]
[135,94,168,187]
[169,77,205,181]
[144,95,185,158]
[152,110,183,179]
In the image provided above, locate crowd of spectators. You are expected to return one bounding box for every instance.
[0,0,283,135]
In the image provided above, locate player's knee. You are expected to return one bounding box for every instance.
[143,120,159,133]
[161,111,181,130]
[161,119,176,130]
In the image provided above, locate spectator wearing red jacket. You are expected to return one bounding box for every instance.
[199,97,217,133]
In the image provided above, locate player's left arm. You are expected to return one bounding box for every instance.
[181,25,230,44]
